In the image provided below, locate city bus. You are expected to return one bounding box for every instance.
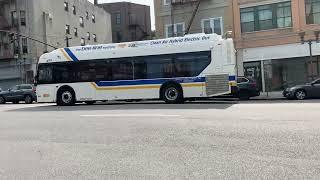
[36,33,237,106]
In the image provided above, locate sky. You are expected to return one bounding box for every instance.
[88,0,155,30]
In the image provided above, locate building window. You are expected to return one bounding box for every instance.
[80,17,84,27]
[164,0,171,5]
[240,1,292,33]
[257,5,273,30]
[64,2,68,11]
[81,38,85,46]
[116,31,122,43]
[201,17,223,35]
[277,2,292,28]
[87,32,90,40]
[93,34,97,42]
[11,11,18,26]
[165,23,185,38]
[115,13,121,24]
[65,25,70,34]
[92,15,95,23]
[306,0,320,24]
[21,38,28,54]
[86,11,89,19]
[74,27,78,37]
[72,5,76,15]
[20,10,26,26]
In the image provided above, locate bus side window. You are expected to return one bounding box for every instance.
[111,59,133,81]
[38,64,53,84]
[134,58,147,80]
[53,63,74,83]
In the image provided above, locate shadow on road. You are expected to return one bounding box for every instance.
[241,99,320,104]
[6,101,238,112]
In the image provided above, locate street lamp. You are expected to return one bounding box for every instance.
[299,30,320,81]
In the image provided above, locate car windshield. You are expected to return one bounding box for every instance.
[312,79,320,84]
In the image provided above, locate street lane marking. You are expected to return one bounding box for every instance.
[80,114,181,118]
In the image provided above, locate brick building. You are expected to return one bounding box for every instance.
[233,0,320,92]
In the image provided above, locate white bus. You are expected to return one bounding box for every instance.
[36,33,237,106]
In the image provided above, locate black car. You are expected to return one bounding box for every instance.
[0,84,37,104]
[283,79,320,100]
[237,77,260,100]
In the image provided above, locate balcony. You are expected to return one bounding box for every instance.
[0,15,11,30]
[0,47,14,60]
[171,0,199,5]
[0,0,10,5]
[0,31,14,60]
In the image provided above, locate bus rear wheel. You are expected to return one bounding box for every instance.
[161,83,184,104]
[57,88,76,106]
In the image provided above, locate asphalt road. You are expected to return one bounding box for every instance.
[0,100,320,179]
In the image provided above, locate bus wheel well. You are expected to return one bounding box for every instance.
[159,81,183,99]
[57,86,76,103]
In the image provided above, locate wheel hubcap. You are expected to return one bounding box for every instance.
[62,91,72,104]
[26,96,31,102]
[296,91,306,100]
[165,87,178,101]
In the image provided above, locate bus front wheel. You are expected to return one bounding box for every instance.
[161,83,184,104]
[57,87,76,106]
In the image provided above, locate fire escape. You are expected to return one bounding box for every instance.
[0,0,14,60]
[128,10,150,41]
[170,0,202,35]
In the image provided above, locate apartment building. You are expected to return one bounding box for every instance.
[154,0,233,38]
[99,2,151,43]
[0,0,112,89]
[233,0,320,92]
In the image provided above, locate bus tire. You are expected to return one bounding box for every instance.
[161,83,184,104]
[57,87,76,106]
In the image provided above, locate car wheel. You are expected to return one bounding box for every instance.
[0,96,5,104]
[161,83,184,104]
[295,90,307,100]
[57,88,76,106]
[25,95,33,104]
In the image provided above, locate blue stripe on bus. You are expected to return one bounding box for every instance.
[95,77,206,87]
[64,48,79,62]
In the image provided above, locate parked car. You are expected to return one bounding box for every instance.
[283,78,320,100]
[0,84,37,104]
[237,77,261,100]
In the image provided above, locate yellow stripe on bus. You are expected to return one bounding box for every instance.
[59,48,72,61]
[91,83,206,91]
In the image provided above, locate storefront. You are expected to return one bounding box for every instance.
[240,42,320,92]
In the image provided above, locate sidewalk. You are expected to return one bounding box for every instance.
[251,91,285,100]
